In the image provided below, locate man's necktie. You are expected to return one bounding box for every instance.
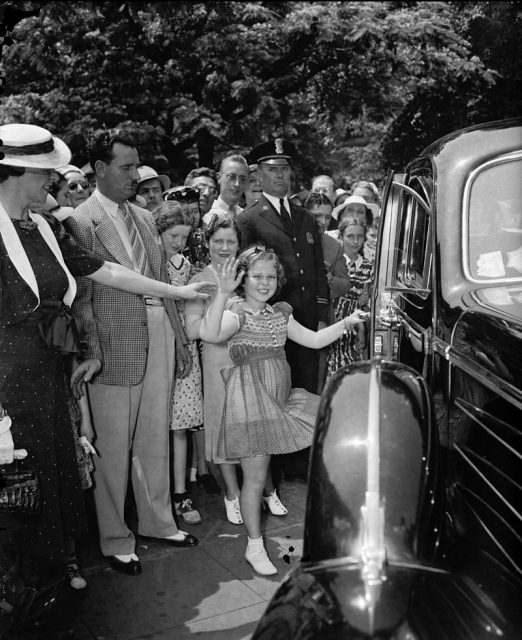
[120,204,154,279]
[279,199,292,229]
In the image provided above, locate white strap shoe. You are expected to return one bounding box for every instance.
[262,490,288,516]
[245,537,277,576]
[224,495,243,524]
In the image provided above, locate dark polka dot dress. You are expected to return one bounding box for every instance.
[0,216,102,564]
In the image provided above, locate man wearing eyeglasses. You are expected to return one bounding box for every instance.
[184,167,218,217]
[203,154,249,225]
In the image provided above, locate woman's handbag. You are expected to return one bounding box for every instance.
[0,460,40,515]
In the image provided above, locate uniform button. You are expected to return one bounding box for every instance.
[296,252,300,258]
[301,286,305,291]
[293,238,297,243]
[300,269,304,274]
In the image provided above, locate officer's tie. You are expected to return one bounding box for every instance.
[279,199,292,229]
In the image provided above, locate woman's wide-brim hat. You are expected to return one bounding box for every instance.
[332,195,380,220]
[0,123,71,169]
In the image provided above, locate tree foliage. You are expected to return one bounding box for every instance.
[0,1,519,187]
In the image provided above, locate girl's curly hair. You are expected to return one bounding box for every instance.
[235,244,286,300]
[154,201,192,235]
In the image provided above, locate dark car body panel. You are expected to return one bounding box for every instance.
[252,119,522,639]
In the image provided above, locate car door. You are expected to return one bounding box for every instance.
[371,167,435,383]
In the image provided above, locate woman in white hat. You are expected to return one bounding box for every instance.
[330,194,380,230]
[0,124,213,589]
[58,164,90,208]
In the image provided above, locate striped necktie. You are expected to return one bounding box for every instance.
[120,204,154,279]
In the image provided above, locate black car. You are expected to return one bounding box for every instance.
[252,118,522,639]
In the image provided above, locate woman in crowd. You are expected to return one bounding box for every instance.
[326,216,375,378]
[0,123,213,587]
[303,192,351,392]
[58,164,90,208]
[351,180,381,210]
[199,247,368,575]
[330,194,380,230]
[156,201,204,525]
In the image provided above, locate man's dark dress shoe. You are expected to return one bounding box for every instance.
[164,532,199,548]
[109,556,142,575]
[140,532,199,547]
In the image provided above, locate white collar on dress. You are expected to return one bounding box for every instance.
[0,201,76,308]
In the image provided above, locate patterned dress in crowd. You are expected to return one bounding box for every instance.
[326,256,374,377]
[167,254,203,430]
[217,299,319,460]
[0,216,103,563]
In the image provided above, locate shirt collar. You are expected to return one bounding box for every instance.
[243,302,275,316]
[345,253,363,270]
[94,189,123,218]
[263,192,290,213]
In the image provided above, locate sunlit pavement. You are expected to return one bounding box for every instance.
[73,477,308,640]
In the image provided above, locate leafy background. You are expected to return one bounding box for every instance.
[0,1,520,190]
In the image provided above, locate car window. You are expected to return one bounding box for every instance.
[466,155,522,281]
[395,176,432,291]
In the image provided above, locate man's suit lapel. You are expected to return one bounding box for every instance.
[89,197,135,270]
[259,196,292,237]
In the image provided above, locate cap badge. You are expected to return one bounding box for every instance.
[274,138,284,155]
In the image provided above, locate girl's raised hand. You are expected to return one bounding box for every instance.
[214,257,244,294]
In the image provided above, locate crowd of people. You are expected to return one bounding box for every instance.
[0,122,380,611]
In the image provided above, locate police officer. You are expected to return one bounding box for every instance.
[237,138,329,394]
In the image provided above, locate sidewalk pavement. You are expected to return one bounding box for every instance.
[73,477,308,640]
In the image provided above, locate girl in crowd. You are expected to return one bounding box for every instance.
[0,123,213,589]
[185,220,289,527]
[199,246,368,575]
[327,217,375,377]
[156,202,203,525]
[163,186,219,494]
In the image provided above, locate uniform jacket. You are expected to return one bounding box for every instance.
[236,195,329,328]
[65,195,190,386]
[321,232,350,300]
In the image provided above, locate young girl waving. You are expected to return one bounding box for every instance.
[200,246,368,575]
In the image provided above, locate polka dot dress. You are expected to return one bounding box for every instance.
[0,219,102,563]
[167,255,203,430]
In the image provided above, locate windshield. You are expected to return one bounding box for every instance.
[467,156,522,280]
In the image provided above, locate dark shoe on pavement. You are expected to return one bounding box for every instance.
[196,473,221,496]
[108,555,142,576]
[163,530,199,548]
[174,493,202,524]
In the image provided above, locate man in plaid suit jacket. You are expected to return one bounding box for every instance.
[66,130,198,575]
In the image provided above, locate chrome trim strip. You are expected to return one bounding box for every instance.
[454,445,521,521]
[461,494,521,575]
[435,345,522,411]
[456,399,522,460]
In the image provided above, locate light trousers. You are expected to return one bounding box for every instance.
[89,307,177,556]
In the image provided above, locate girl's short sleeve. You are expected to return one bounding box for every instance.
[225,297,246,329]
[274,301,293,321]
